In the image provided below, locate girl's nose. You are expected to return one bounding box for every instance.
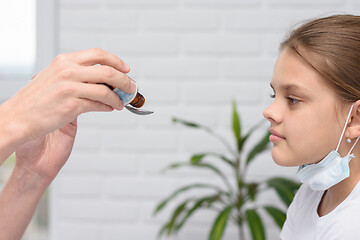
[263,103,282,124]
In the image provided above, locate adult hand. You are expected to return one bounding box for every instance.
[0,48,134,181]
[3,48,135,146]
[0,48,135,240]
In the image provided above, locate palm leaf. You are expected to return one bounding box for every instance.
[240,120,266,151]
[161,162,234,194]
[208,206,232,240]
[266,178,299,207]
[167,200,190,235]
[246,131,271,165]
[175,194,220,232]
[156,223,170,240]
[163,162,227,181]
[246,182,259,201]
[263,205,286,229]
[232,100,242,151]
[246,209,265,240]
[190,153,233,167]
[191,153,207,164]
[269,177,301,192]
[172,117,212,132]
[173,117,235,156]
[172,117,202,128]
[153,183,222,216]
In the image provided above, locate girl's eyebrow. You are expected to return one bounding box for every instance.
[270,82,309,92]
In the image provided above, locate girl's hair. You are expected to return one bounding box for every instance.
[281,14,360,102]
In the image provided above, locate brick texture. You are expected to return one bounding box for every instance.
[1,1,359,240]
[53,2,360,240]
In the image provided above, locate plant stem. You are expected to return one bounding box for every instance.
[239,223,245,240]
[235,147,246,240]
[234,150,242,198]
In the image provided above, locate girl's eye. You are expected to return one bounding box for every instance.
[287,97,299,104]
[269,93,275,99]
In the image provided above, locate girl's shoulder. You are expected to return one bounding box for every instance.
[336,180,360,218]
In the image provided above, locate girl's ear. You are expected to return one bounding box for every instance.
[347,100,360,139]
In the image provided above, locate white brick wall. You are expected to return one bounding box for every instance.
[53,1,360,240]
[1,1,360,240]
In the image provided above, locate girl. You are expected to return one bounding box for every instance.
[263,14,360,239]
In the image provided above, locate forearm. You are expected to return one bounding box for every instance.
[0,166,48,240]
[0,100,27,164]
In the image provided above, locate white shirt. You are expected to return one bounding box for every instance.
[280,181,360,240]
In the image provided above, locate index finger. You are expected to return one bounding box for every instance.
[66,48,130,73]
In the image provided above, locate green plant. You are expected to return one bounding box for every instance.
[153,101,301,240]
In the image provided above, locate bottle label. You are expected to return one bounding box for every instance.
[112,83,138,105]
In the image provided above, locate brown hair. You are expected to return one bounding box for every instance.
[281,14,360,102]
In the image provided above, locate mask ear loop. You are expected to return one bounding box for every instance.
[336,104,354,152]
[347,137,360,155]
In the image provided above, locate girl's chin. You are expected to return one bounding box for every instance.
[271,150,299,167]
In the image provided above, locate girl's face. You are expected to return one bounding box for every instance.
[263,47,349,167]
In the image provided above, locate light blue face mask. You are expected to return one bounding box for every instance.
[297,104,360,191]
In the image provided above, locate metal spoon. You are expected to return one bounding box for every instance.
[125,105,154,115]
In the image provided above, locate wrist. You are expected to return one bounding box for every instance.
[11,164,50,195]
[0,100,28,152]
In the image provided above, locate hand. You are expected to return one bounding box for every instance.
[4,48,136,145]
[14,119,77,185]
[0,48,136,240]
[1,48,136,182]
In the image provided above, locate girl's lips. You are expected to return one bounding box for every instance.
[269,129,286,142]
[269,134,285,142]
